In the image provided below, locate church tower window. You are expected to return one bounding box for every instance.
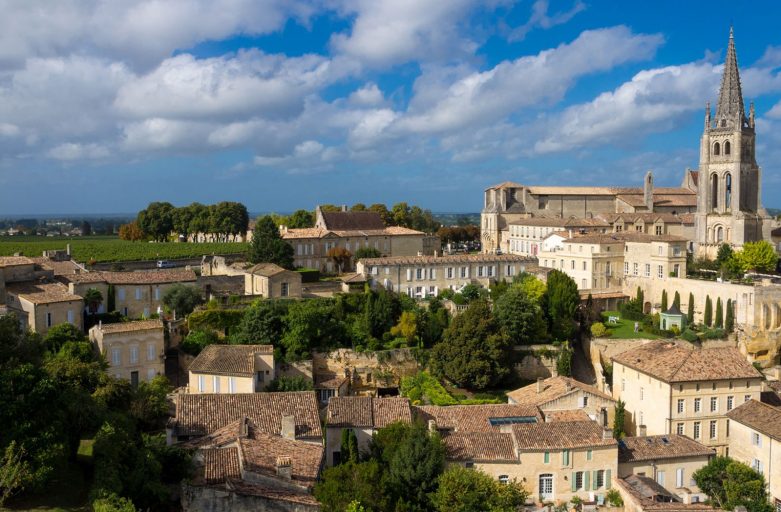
[725,174,732,209]
[711,174,719,210]
[724,141,731,155]
[713,142,720,156]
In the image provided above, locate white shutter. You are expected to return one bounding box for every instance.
[465,267,470,278]
[676,468,684,488]
[431,268,437,280]
[406,268,412,281]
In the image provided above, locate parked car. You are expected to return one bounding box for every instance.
[156,260,175,268]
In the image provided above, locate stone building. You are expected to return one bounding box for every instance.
[89,319,165,385]
[200,256,302,298]
[6,279,84,335]
[507,376,616,427]
[617,434,714,503]
[611,341,763,455]
[188,344,275,394]
[725,399,781,508]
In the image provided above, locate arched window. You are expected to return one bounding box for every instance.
[724,140,731,155]
[711,174,718,210]
[713,142,720,156]
[725,173,732,209]
[721,119,727,127]
[717,226,724,243]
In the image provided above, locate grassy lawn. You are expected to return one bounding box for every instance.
[601,311,660,339]
[0,235,247,263]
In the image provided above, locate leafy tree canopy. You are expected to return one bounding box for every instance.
[433,465,528,512]
[247,215,294,269]
[162,284,203,317]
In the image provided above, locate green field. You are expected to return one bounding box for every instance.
[601,311,661,339]
[0,236,247,263]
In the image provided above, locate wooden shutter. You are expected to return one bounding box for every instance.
[571,472,577,491]
[605,469,612,489]
[584,471,590,492]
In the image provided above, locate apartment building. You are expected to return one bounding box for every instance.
[89,319,165,385]
[611,341,763,455]
[357,254,543,298]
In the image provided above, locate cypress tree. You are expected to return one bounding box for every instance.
[613,400,626,439]
[715,298,723,328]
[725,299,734,332]
[661,290,668,312]
[673,291,681,311]
[636,286,644,304]
[704,296,713,327]
[687,293,695,324]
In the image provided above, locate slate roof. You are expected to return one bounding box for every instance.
[442,432,517,462]
[6,280,83,304]
[320,210,385,230]
[189,344,274,377]
[170,392,322,439]
[511,420,617,450]
[611,341,762,383]
[326,397,412,428]
[508,217,610,228]
[415,404,542,433]
[618,435,714,463]
[282,226,423,240]
[506,376,615,407]
[96,319,164,334]
[726,399,781,441]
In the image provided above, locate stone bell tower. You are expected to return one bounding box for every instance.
[695,28,767,256]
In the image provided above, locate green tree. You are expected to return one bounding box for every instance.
[368,204,393,225]
[92,493,137,512]
[340,429,359,464]
[281,300,345,360]
[725,299,734,332]
[693,457,773,512]
[459,283,484,303]
[391,202,411,227]
[717,243,734,267]
[355,246,382,259]
[181,329,219,356]
[543,270,580,341]
[84,288,104,314]
[286,209,315,229]
[494,287,546,345]
[162,284,203,317]
[556,342,574,377]
[314,460,388,512]
[636,286,644,305]
[704,296,713,327]
[433,466,528,512]
[513,272,546,303]
[430,300,511,390]
[661,290,668,312]
[265,375,313,392]
[129,376,172,431]
[687,293,695,324]
[715,298,724,329]
[44,323,86,353]
[0,441,30,506]
[390,311,418,344]
[326,247,352,273]
[247,215,294,269]
[231,300,287,346]
[673,291,681,311]
[136,202,175,242]
[735,241,779,273]
[613,399,626,439]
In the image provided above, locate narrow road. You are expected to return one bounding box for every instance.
[571,339,597,385]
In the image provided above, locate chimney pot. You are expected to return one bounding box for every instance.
[276,455,292,480]
[603,428,613,440]
[428,419,438,433]
[638,424,647,437]
[536,377,544,393]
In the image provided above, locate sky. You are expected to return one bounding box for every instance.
[2,0,781,215]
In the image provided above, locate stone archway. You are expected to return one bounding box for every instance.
[644,301,652,314]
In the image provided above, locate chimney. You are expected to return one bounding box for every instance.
[644,170,654,212]
[638,424,647,437]
[603,428,613,440]
[66,243,71,256]
[276,456,292,480]
[568,229,573,239]
[428,419,438,433]
[565,379,572,392]
[341,205,347,212]
[281,415,296,440]
[536,377,544,393]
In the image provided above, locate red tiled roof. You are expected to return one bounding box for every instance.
[415,404,542,433]
[511,420,617,450]
[443,432,517,462]
[507,376,615,406]
[189,344,273,377]
[726,399,781,441]
[618,434,714,463]
[326,397,412,428]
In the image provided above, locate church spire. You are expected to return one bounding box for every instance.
[715,27,745,125]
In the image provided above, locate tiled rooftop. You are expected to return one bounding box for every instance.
[415,404,542,433]
[611,341,761,383]
[726,399,781,441]
[326,396,412,428]
[0,256,34,267]
[200,447,241,485]
[63,269,196,285]
[359,254,537,266]
[511,420,617,450]
[96,319,164,334]
[171,392,322,439]
[320,210,385,231]
[5,280,82,304]
[561,233,688,244]
[544,409,593,422]
[507,376,615,407]
[618,435,714,463]
[442,432,517,462]
[189,344,274,377]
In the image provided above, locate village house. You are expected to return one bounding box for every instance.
[357,253,544,298]
[611,341,763,454]
[187,344,275,394]
[614,474,720,512]
[89,319,165,385]
[324,396,412,466]
[617,434,714,503]
[200,256,303,298]
[278,206,437,273]
[507,376,617,427]
[5,279,84,335]
[725,399,781,508]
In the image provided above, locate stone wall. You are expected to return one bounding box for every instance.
[181,484,320,512]
[197,275,245,298]
[313,348,420,395]
[276,360,314,381]
[512,344,559,381]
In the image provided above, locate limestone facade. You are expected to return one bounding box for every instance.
[90,319,165,384]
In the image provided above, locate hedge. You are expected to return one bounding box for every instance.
[187,309,244,334]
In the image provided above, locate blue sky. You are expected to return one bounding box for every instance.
[2,0,781,215]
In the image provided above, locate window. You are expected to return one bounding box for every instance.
[111,348,121,366]
[575,471,584,490]
[416,268,423,280]
[198,375,205,392]
[657,471,665,487]
[543,451,550,464]
[693,422,701,439]
[658,246,663,255]
[710,420,717,439]
[633,263,638,276]
[714,142,720,156]
[676,468,684,488]
[46,312,52,327]
[498,475,509,484]
[229,377,235,393]
[745,394,751,403]
[67,310,74,324]
[281,283,289,297]
[640,387,644,400]
[213,376,220,393]
[752,459,763,474]
[129,346,138,364]
[726,419,730,437]
[645,263,650,277]
[147,344,156,361]
[621,378,626,391]
[447,267,453,279]
[658,265,664,279]
[656,225,663,236]
[752,432,762,447]
[587,449,592,461]
[562,449,570,466]
[694,398,701,413]
[596,470,605,488]
[676,423,685,435]
[465,461,474,469]
[571,260,575,270]
[460,267,467,278]
[677,399,685,414]
[154,287,160,300]
[487,266,494,277]
[118,287,126,300]
[725,140,731,155]
[727,396,734,410]
[624,262,629,275]
[135,287,142,300]
[147,368,156,381]
[710,397,718,412]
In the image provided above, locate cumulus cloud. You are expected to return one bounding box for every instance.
[508,0,586,42]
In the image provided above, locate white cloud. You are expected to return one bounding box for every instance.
[348,83,385,107]
[121,118,215,152]
[47,142,109,161]
[508,0,586,42]
[0,124,20,137]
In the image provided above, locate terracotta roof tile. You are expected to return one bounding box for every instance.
[562,233,688,244]
[96,319,164,334]
[544,409,592,422]
[6,280,82,304]
[512,420,617,450]
[616,475,718,512]
[189,344,274,377]
[507,376,615,406]
[0,256,34,267]
[224,480,321,506]
[171,392,322,439]
[239,433,324,488]
[246,263,291,277]
[612,341,761,383]
[726,399,781,441]
[326,397,412,428]
[618,435,714,463]
[200,447,241,485]
[415,404,542,433]
[443,432,517,462]
[62,269,196,285]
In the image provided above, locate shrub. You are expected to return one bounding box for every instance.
[605,489,623,507]
[590,322,608,338]
[297,268,320,283]
[681,329,699,343]
[619,299,645,321]
[265,375,314,392]
[181,329,219,355]
[702,328,726,340]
